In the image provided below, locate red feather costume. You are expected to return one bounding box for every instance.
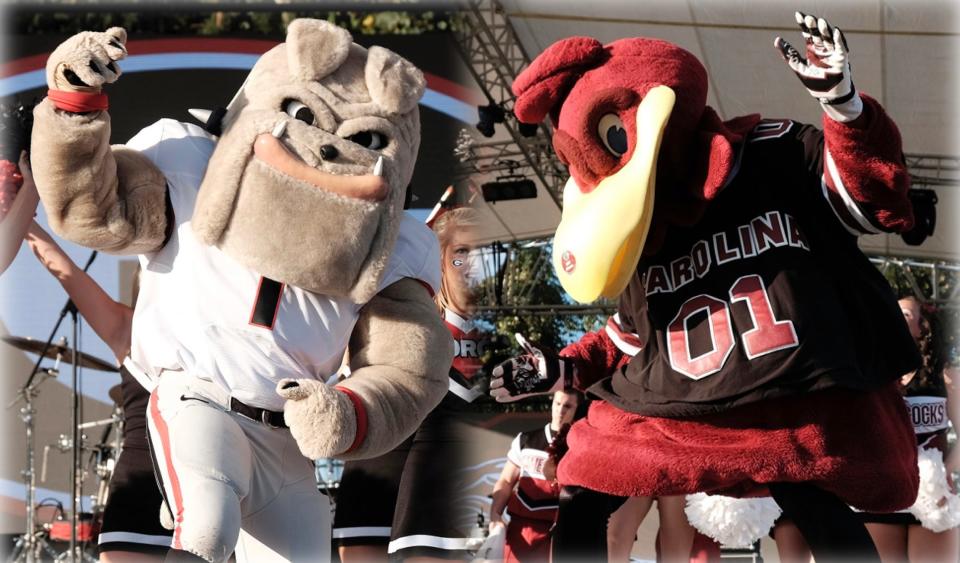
[513,36,919,512]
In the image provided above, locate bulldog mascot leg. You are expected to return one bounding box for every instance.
[492,12,919,562]
[32,20,452,562]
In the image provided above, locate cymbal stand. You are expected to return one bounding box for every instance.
[67,304,80,563]
[86,411,121,514]
[6,368,60,563]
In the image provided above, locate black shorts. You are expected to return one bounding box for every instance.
[98,446,172,554]
[332,438,411,547]
[858,511,921,526]
[389,401,470,559]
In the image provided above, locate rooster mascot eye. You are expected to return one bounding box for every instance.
[597,113,627,156]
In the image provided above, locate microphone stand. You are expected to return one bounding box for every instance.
[67,251,96,563]
[68,297,80,563]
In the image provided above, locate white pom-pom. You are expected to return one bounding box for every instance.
[684,493,781,548]
[908,447,960,533]
[159,500,174,531]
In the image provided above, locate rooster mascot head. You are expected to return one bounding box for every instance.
[513,37,760,302]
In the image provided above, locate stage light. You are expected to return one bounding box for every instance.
[518,121,539,138]
[476,103,505,138]
[481,178,537,202]
[901,188,938,246]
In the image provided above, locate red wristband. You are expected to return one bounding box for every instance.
[335,386,368,454]
[48,89,108,113]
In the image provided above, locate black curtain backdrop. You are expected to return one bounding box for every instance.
[7,25,469,210]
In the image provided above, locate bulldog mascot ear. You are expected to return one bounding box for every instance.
[193,19,426,302]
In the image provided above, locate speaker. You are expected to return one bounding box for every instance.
[481,178,537,202]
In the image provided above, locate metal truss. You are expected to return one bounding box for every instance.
[452,0,567,205]
[905,154,959,188]
[455,137,556,178]
[475,303,616,317]
[869,255,960,307]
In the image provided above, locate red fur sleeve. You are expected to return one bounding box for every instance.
[559,327,629,391]
[820,94,913,233]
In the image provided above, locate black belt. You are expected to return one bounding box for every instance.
[230,397,287,429]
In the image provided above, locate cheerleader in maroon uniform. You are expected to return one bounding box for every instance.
[488,389,581,562]
[859,296,960,562]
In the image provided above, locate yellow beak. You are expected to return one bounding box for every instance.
[552,85,676,303]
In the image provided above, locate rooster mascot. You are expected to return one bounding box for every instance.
[491,13,920,561]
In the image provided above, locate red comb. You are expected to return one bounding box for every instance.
[513,36,605,125]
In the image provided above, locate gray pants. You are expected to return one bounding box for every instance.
[147,373,331,562]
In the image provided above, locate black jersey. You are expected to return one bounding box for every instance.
[594,119,920,417]
[118,366,150,449]
[506,425,559,522]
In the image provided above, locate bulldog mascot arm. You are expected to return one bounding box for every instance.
[32,27,168,253]
[33,19,452,528]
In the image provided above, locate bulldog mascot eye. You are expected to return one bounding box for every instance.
[347,131,388,150]
[282,99,315,125]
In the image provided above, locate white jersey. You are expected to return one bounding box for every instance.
[128,119,441,411]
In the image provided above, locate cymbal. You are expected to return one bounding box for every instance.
[108,384,123,405]
[2,336,118,372]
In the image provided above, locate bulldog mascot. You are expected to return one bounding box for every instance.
[492,13,921,561]
[31,20,452,562]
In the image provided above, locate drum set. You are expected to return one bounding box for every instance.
[4,335,123,563]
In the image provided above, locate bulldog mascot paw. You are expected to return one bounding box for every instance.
[46,27,127,93]
[32,19,452,562]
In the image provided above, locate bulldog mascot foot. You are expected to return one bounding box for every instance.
[32,19,452,563]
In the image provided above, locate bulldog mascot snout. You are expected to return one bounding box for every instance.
[32,20,452,562]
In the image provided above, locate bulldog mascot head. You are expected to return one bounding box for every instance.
[193,20,425,301]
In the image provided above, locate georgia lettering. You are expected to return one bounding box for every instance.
[453,337,487,358]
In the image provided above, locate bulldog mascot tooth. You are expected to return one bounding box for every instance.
[31,20,452,562]
[491,12,921,560]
